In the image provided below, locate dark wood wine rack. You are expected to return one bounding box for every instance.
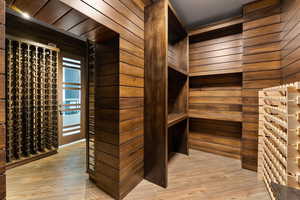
[5,36,59,167]
[87,41,95,176]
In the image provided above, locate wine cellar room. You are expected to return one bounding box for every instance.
[1,0,300,200]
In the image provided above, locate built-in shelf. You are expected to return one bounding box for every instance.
[168,113,188,127]
[168,64,188,76]
[145,0,188,188]
[189,111,242,122]
[190,68,242,77]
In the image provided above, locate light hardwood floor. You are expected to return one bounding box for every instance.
[7,142,269,200]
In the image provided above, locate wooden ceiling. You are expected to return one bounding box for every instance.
[6,0,118,42]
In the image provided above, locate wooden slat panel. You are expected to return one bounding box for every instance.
[281,0,300,84]
[244,42,280,55]
[190,110,242,122]
[120,62,144,77]
[190,54,242,66]
[68,19,100,36]
[0,75,4,99]
[0,125,5,150]
[0,101,4,123]
[243,23,282,39]
[190,39,242,54]
[243,14,281,31]
[242,0,282,171]
[53,9,88,31]
[190,61,242,73]
[243,32,280,47]
[189,118,242,159]
[13,0,49,16]
[189,34,242,49]
[243,61,280,72]
[119,0,144,20]
[243,0,280,15]
[120,38,144,59]
[61,0,144,49]
[0,25,4,50]
[82,0,144,39]
[243,51,280,64]
[189,33,242,159]
[0,2,4,198]
[34,0,72,25]
[190,47,243,60]
[105,0,144,30]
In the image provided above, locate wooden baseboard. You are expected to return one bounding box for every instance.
[6,149,58,170]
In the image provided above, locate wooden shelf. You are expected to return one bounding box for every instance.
[168,113,188,127]
[168,63,188,76]
[189,110,242,122]
[190,68,242,77]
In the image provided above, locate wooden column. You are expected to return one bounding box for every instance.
[242,0,282,171]
[144,0,168,187]
[281,0,300,83]
[0,1,5,199]
[58,0,146,199]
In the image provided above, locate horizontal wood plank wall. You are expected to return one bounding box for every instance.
[281,0,300,83]
[0,1,5,199]
[190,118,242,159]
[94,38,120,198]
[242,0,282,171]
[59,0,145,199]
[189,33,243,76]
[189,73,242,159]
[189,34,243,159]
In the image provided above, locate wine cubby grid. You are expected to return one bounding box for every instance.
[87,41,95,174]
[258,83,300,200]
[5,37,59,163]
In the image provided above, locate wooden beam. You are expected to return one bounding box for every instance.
[189,16,244,36]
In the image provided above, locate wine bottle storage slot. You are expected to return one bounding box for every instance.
[258,82,300,199]
[5,36,59,166]
[87,41,95,175]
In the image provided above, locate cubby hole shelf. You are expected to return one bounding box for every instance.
[168,113,188,127]
[189,118,242,159]
[189,113,242,122]
[168,119,188,160]
[168,63,188,76]
[189,68,242,77]
[189,72,242,123]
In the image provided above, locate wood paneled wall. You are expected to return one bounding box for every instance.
[188,33,243,159]
[56,0,145,199]
[189,73,243,122]
[190,118,242,159]
[0,1,5,199]
[242,0,282,171]
[189,73,243,159]
[281,0,300,83]
[189,33,243,76]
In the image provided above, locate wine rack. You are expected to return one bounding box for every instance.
[87,41,95,176]
[5,36,59,167]
[258,82,300,200]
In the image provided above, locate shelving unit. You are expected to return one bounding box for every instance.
[5,36,59,168]
[145,0,188,188]
[258,83,300,200]
[187,22,243,160]
[189,72,243,159]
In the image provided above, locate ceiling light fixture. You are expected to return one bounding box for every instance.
[22,12,31,20]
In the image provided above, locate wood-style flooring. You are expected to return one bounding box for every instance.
[7,142,269,200]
